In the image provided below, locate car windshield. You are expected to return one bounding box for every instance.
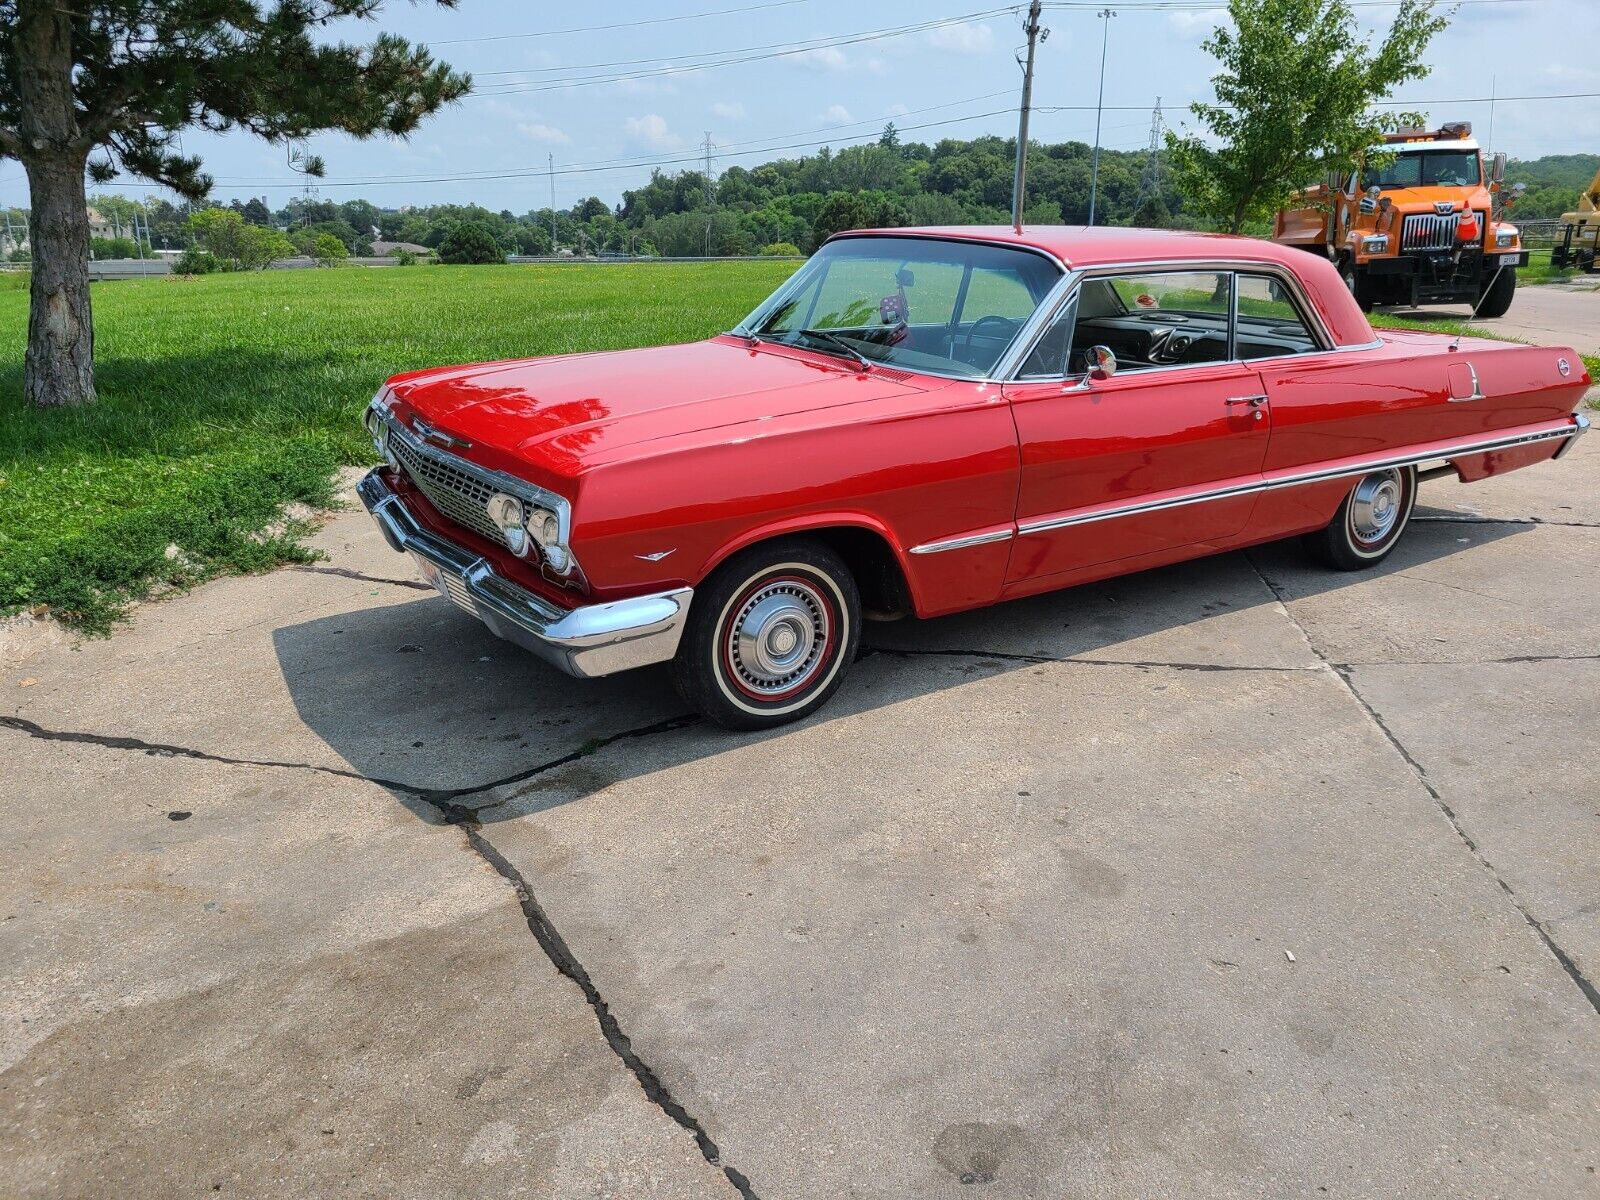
[1364,149,1481,189]
[744,236,1061,378]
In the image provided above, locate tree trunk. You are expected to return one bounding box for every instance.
[18,0,96,408]
[22,154,96,408]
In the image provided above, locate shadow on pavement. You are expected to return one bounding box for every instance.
[271,513,1523,822]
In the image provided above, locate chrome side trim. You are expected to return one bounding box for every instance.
[908,527,1016,555]
[1017,419,1584,536]
[1553,412,1589,459]
[357,470,690,679]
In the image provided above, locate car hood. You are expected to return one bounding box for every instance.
[383,338,933,477]
[1375,185,1493,213]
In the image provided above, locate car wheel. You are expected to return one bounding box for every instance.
[673,538,861,730]
[1475,266,1516,318]
[1304,465,1417,570]
[1338,256,1374,312]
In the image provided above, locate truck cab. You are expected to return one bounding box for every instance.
[1273,122,1527,316]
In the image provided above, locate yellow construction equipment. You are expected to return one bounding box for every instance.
[1550,162,1600,273]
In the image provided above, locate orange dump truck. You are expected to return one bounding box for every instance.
[1273,122,1526,315]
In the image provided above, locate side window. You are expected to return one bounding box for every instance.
[1017,269,1232,379]
[1235,275,1320,359]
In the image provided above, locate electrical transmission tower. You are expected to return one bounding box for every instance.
[287,140,321,223]
[1133,98,1165,218]
[701,131,717,256]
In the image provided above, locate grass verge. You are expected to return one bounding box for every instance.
[0,261,798,632]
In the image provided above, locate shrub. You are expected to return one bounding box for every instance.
[310,233,348,268]
[391,247,418,266]
[759,241,801,257]
[437,221,505,265]
[174,248,221,275]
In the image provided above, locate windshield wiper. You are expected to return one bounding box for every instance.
[725,329,764,346]
[795,328,873,371]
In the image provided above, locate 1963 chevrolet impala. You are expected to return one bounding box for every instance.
[358,226,1590,728]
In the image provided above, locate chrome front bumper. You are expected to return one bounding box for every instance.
[357,470,691,679]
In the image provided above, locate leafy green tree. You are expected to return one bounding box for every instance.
[310,233,348,267]
[236,224,295,270]
[1165,0,1445,232]
[812,193,873,247]
[0,1,469,408]
[760,242,802,257]
[438,221,505,264]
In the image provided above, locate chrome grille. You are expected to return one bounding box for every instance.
[1401,212,1459,251]
[438,569,477,614]
[388,426,509,550]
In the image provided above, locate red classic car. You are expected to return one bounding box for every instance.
[358,226,1590,728]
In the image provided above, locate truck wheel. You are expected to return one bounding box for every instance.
[673,537,861,730]
[1476,266,1516,318]
[1338,256,1374,312]
[1304,465,1417,571]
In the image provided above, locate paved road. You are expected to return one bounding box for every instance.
[4,386,1598,1195]
[1396,276,1600,357]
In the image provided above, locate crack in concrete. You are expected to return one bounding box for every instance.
[429,807,760,1199]
[288,565,435,591]
[862,645,1316,674]
[2,706,753,1193]
[0,713,415,791]
[1335,664,1600,1018]
[1413,514,1600,529]
[1245,556,1600,1018]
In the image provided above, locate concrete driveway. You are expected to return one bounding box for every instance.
[1396,275,1600,358]
[5,388,1599,1194]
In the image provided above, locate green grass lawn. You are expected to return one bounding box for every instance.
[0,261,798,631]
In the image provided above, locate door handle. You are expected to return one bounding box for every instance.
[1225,393,1268,420]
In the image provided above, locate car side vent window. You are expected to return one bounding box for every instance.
[1235,275,1320,360]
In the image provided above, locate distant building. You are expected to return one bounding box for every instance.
[85,207,114,239]
[372,240,430,256]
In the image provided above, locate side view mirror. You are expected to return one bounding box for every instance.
[1343,173,1360,199]
[1359,184,1381,214]
[1491,151,1506,184]
[1086,345,1118,380]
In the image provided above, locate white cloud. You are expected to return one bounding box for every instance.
[885,103,911,118]
[1168,8,1226,35]
[925,22,995,54]
[794,46,849,71]
[623,113,682,149]
[821,104,855,126]
[517,122,570,145]
[711,101,746,120]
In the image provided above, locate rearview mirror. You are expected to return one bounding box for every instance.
[1086,345,1118,380]
[1491,151,1506,183]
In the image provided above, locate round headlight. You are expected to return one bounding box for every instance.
[528,507,561,547]
[486,493,532,557]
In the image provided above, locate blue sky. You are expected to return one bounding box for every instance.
[6,0,1597,212]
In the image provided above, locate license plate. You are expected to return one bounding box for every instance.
[1499,253,1521,267]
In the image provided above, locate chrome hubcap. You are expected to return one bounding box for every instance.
[1350,468,1404,545]
[729,581,827,694]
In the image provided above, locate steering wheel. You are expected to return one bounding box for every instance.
[960,314,1022,364]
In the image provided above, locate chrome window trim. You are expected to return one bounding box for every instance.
[730,232,1068,384]
[997,257,1367,383]
[1015,420,1583,536]
[908,527,1016,556]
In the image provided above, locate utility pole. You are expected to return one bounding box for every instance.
[548,153,557,254]
[1087,8,1115,227]
[1010,0,1046,231]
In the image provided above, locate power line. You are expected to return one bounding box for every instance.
[429,0,812,45]
[205,90,1018,187]
[470,7,1021,95]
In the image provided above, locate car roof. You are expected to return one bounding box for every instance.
[834,225,1317,272]
[829,225,1377,348]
